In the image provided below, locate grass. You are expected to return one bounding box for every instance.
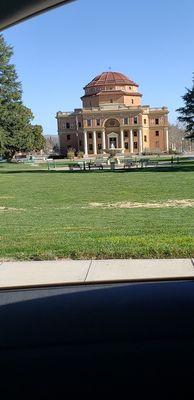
[1,161,194,260]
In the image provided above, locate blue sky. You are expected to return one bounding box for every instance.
[3,0,194,135]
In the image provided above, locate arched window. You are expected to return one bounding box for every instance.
[105,118,120,128]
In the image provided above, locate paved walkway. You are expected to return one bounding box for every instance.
[0,258,194,289]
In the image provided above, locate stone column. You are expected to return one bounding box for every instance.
[93,130,97,155]
[165,128,169,153]
[102,130,106,152]
[120,129,124,149]
[84,130,88,156]
[138,129,143,153]
[130,129,134,154]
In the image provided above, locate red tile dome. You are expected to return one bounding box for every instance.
[84,71,138,89]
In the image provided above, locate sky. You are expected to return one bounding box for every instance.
[3,0,194,135]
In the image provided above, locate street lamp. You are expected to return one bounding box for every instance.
[76,132,79,153]
[181,137,184,154]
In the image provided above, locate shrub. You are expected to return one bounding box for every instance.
[77,151,84,158]
[67,148,75,160]
[142,148,161,156]
[169,149,182,155]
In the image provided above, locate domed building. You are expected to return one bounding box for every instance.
[56,71,169,156]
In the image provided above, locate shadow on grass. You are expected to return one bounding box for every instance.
[0,164,194,174]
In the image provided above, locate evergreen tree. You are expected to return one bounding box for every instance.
[176,74,194,139]
[0,34,45,159]
[0,126,6,155]
[27,125,46,152]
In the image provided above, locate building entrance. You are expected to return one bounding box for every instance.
[109,137,117,148]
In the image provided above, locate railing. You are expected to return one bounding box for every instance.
[47,156,194,172]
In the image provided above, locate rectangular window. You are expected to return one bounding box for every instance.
[124,131,128,138]
[66,122,70,129]
[98,132,101,139]
[134,142,138,149]
[155,131,159,136]
[131,99,134,104]
[87,119,92,127]
[89,133,92,139]
[134,131,137,137]
[124,117,128,125]
[124,142,129,149]
[134,116,138,124]
[96,119,100,126]
[67,134,70,140]
[79,140,82,146]
[89,144,93,151]
[144,135,147,142]
[78,122,82,128]
[144,119,146,124]
[155,118,159,125]
[98,143,102,150]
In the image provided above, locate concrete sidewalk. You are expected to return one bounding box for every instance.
[0,258,194,288]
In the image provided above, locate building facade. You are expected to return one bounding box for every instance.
[56,71,169,156]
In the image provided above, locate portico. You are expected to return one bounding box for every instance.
[107,132,119,149]
[83,128,143,155]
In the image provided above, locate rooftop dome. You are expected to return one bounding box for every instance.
[84,71,138,89]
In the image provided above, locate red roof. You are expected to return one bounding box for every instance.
[84,71,138,89]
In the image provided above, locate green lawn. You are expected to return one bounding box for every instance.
[1,161,194,260]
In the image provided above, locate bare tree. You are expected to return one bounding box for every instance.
[168,123,193,153]
[44,136,59,155]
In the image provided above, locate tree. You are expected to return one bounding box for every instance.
[176,74,194,139]
[43,136,59,154]
[0,34,45,160]
[0,35,22,106]
[0,126,6,155]
[168,123,185,152]
[53,143,60,154]
[29,125,46,152]
[44,136,55,154]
